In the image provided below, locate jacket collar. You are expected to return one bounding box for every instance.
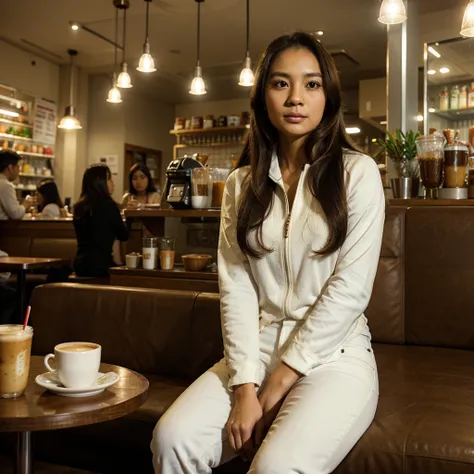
[268,150,282,184]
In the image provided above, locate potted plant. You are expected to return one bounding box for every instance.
[377,129,420,199]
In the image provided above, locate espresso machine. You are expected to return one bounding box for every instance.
[162,156,203,209]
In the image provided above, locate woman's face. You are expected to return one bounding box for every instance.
[132,170,149,194]
[107,176,115,195]
[36,191,44,207]
[265,47,326,141]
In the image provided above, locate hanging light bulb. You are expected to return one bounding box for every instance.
[239,54,254,87]
[58,50,82,130]
[461,0,474,37]
[107,74,122,103]
[137,0,156,72]
[117,63,133,88]
[238,0,254,87]
[378,0,407,25]
[190,65,206,95]
[117,3,133,88]
[189,0,207,95]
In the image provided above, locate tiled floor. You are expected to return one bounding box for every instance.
[0,455,96,473]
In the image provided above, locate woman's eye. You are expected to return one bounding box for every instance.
[307,81,321,89]
[273,80,288,88]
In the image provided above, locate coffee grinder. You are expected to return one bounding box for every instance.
[162,156,203,209]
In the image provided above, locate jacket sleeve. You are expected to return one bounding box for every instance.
[218,171,261,389]
[281,157,385,376]
[0,182,25,220]
[109,201,129,242]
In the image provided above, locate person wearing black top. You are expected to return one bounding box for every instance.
[73,164,129,277]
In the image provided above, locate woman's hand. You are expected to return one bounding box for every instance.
[254,362,301,446]
[226,383,262,460]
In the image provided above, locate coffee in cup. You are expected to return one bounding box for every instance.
[44,342,101,389]
[0,325,34,399]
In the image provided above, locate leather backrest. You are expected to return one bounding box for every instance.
[0,236,31,256]
[30,283,223,381]
[405,207,474,349]
[366,206,406,344]
[30,238,76,259]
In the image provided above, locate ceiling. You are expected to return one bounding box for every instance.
[0,0,467,105]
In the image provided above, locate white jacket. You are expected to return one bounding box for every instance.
[218,150,385,389]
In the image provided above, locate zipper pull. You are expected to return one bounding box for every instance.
[285,213,291,238]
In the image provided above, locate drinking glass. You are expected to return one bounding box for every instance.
[416,135,445,199]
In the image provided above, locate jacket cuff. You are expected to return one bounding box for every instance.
[280,341,320,376]
[227,360,261,391]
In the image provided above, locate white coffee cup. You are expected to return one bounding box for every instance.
[44,342,101,389]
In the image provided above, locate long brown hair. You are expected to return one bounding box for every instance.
[236,32,360,258]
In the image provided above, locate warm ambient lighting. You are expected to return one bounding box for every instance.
[316,31,324,36]
[428,46,441,58]
[0,109,20,118]
[107,74,122,104]
[427,69,437,75]
[70,22,80,31]
[416,115,424,122]
[190,66,207,95]
[461,0,474,37]
[238,55,254,87]
[429,107,436,113]
[440,67,450,74]
[371,138,377,143]
[380,120,388,125]
[117,63,133,88]
[57,107,82,130]
[346,127,361,134]
[378,0,407,24]
[137,48,156,73]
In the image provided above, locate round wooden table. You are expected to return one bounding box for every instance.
[0,356,149,474]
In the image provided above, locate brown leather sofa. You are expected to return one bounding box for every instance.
[4,204,474,473]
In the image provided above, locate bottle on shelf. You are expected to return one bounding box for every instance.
[450,85,459,110]
[459,86,468,110]
[440,87,449,111]
[468,82,474,109]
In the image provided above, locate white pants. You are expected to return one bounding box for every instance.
[151,321,379,474]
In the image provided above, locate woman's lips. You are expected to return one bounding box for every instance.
[283,114,307,123]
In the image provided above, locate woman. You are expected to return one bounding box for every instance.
[152,32,384,474]
[73,164,128,277]
[121,163,160,208]
[36,180,64,218]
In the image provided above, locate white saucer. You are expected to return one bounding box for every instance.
[35,371,119,398]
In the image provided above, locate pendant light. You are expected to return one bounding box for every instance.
[58,49,82,130]
[378,0,407,25]
[238,0,254,87]
[116,0,133,88]
[107,6,122,103]
[137,0,157,72]
[189,0,207,95]
[461,0,474,37]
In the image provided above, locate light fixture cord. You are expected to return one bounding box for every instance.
[145,0,150,42]
[122,7,127,62]
[70,54,75,107]
[197,1,201,67]
[114,7,118,69]
[246,0,250,55]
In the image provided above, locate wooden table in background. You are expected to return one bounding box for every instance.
[0,257,70,322]
[0,356,149,474]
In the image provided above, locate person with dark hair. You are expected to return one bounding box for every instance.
[121,162,161,209]
[0,150,33,220]
[36,179,64,218]
[152,32,385,473]
[73,164,129,277]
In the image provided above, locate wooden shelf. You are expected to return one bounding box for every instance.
[17,151,55,159]
[0,132,32,141]
[124,208,221,218]
[0,94,29,108]
[175,141,244,149]
[19,173,54,179]
[170,125,249,136]
[0,118,32,128]
[390,198,474,206]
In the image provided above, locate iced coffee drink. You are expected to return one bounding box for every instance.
[416,135,445,199]
[0,325,33,398]
[444,144,469,188]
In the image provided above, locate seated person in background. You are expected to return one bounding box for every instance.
[120,163,161,209]
[0,249,16,324]
[0,150,33,220]
[36,179,66,218]
[73,164,129,277]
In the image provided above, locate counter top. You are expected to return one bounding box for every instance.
[110,265,218,280]
[124,208,221,218]
[390,199,474,206]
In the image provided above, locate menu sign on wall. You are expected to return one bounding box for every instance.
[33,99,57,145]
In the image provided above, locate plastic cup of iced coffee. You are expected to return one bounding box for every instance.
[0,325,34,398]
